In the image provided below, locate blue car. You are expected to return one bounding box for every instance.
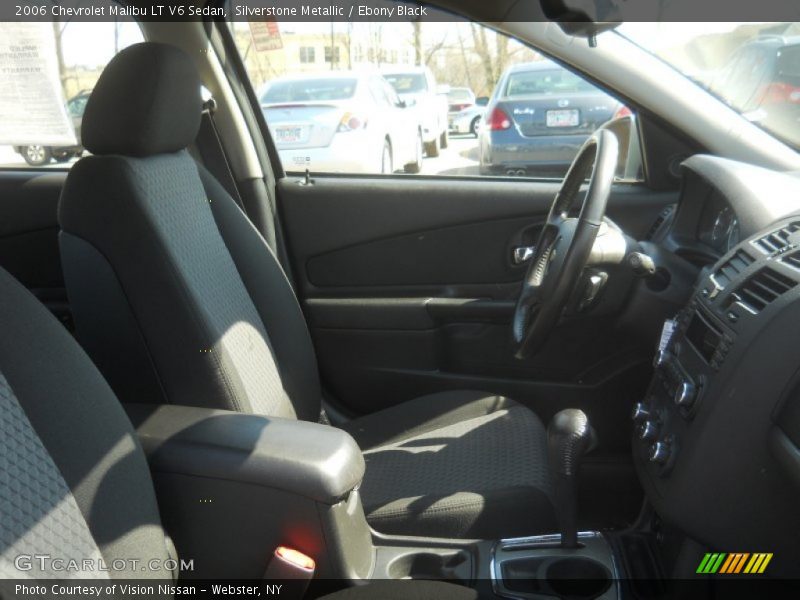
[479,61,621,177]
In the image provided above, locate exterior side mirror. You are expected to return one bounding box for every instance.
[476,97,489,107]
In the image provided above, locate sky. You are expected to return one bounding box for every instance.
[59,22,144,68]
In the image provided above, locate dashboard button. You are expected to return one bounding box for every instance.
[639,420,659,442]
[674,381,696,408]
[631,403,650,422]
[649,441,671,465]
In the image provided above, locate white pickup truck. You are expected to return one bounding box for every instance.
[382,66,449,157]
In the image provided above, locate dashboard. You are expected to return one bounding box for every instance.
[633,155,800,577]
[696,191,739,254]
[655,155,800,267]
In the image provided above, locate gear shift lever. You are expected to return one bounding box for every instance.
[547,409,597,548]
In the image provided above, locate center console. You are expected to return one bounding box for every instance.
[490,532,617,600]
[127,402,626,597]
[632,218,800,572]
[632,300,733,476]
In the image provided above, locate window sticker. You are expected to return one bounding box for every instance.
[0,23,77,146]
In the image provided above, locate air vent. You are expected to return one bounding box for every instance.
[783,250,800,271]
[726,268,797,314]
[713,249,753,288]
[645,204,676,240]
[753,222,800,255]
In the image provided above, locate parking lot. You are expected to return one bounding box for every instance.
[0,146,78,169]
[418,133,481,176]
[0,133,482,175]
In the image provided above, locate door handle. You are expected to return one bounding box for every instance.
[512,246,536,265]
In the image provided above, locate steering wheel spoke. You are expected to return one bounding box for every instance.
[547,208,568,228]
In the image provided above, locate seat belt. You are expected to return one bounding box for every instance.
[195,99,282,256]
[195,98,246,213]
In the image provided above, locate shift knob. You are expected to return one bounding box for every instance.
[547,409,597,548]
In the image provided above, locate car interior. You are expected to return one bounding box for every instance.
[2,1,800,599]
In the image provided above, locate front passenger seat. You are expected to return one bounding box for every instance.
[0,265,477,600]
[58,42,556,540]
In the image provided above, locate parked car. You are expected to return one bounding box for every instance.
[260,72,424,174]
[479,61,621,176]
[446,87,488,136]
[382,66,449,157]
[709,35,800,145]
[13,90,90,166]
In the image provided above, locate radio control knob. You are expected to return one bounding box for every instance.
[649,441,671,465]
[631,403,650,422]
[638,420,659,442]
[674,381,696,407]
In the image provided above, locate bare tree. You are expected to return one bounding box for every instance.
[456,25,475,91]
[469,24,538,95]
[470,23,512,91]
[412,21,422,66]
[50,18,76,96]
[411,21,449,68]
[345,22,353,69]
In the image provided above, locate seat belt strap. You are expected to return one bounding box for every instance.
[196,98,246,213]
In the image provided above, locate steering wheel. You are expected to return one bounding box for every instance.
[513,129,619,358]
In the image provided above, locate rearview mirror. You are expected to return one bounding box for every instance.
[540,0,621,39]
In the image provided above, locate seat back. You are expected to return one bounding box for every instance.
[58,43,321,421]
[0,267,173,579]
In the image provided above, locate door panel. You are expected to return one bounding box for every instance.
[279,175,678,449]
[307,217,536,287]
[282,176,674,292]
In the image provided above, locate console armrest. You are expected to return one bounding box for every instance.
[125,404,365,504]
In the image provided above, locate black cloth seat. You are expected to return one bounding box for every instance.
[57,42,557,539]
[0,265,477,600]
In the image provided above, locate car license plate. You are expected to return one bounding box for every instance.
[275,125,305,143]
[546,109,579,127]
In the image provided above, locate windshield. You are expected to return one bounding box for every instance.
[618,23,800,149]
[505,68,597,97]
[447,89,474,103]
[262,78,358,104]
[384,73,428,94]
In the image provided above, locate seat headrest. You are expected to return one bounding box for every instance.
[82,42,202,157]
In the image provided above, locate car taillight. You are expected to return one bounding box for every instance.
[485,107,512,131]
[450,103,473,112]
[338,113,367,132]
[613,105,633,120]
[757,82,800,105]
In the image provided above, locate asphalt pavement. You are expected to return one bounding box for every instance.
[418,133,481,176]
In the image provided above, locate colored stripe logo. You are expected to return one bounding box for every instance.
[697,553,773,574]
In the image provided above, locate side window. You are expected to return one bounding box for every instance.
[0,21,144,169]
[368,77,392,108]
[382,81,404,108]
[299,46,316,64]
[230,17,641,180]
